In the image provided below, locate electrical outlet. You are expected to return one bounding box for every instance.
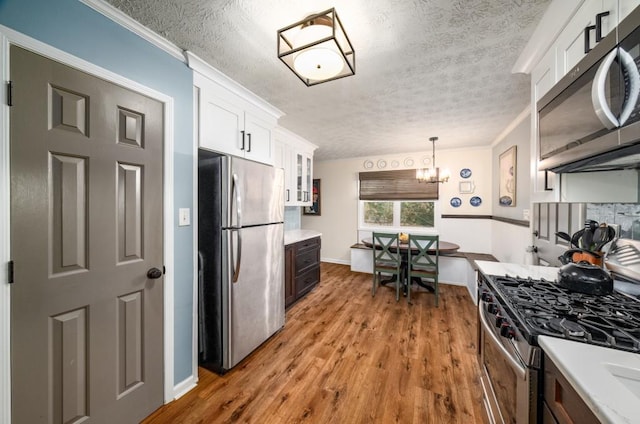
[179,208,191,226]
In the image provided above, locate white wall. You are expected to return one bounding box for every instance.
[491,220,534,265]
[302,146,495,264]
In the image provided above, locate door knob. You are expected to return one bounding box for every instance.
[147,267,163,279]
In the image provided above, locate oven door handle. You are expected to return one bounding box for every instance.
[479,301,527,380]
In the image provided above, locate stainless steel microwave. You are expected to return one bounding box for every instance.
[537,5,640,173]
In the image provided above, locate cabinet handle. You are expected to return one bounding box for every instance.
[247,133,252,153]
[595,11,610,43]
[584,24,595,54]
[544,170,553,191]
[240,130,246,151]
[286,189,290,202]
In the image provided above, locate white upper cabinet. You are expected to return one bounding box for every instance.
[188,52,283,165]
[273,126,317,207]
[553,0,639,80]
[521,0,640,202]
[244,114,273,163]
[531,48,559,202]
[555,1,615,77]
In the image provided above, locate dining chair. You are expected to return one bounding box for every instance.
[371,232,402,301]
[407,234,439,306]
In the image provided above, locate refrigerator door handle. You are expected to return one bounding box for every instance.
[229,228,242,283]
[232,173,242,227]
[231,229,242,282]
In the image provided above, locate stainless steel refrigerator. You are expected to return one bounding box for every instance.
[198,149,285,373]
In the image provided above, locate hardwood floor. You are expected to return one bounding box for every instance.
[143,263,487,424]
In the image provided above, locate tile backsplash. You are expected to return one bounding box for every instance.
[587,203,640,240]
[284,206,301,230]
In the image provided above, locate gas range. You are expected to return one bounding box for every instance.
[486,275,640,353]
[477,263,640,424]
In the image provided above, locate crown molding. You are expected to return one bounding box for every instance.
[77,1,285,120]
[187,50,284,120]
[273,125,318,151]
[77,0,186,63]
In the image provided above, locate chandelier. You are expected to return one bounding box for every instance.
[416,137,451,183]
[277,8,355,86]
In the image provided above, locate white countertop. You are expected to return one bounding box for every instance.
[539,336,640,424]
[284,229,321,245]
[475,260,559,281]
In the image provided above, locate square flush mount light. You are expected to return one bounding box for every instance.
[277,8,355,86]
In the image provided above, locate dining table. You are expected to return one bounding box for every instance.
[361,237,460,292]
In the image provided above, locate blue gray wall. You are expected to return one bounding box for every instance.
[0,0,195,384]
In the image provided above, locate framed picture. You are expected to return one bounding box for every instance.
[499,146,516,207]
[303,179,321,215]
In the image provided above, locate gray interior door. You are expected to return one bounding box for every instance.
[10,45,164,423]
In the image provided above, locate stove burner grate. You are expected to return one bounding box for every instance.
[546,318,586,337]
[488,273,640,352]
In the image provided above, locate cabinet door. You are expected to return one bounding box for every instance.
[618,0,640,23]
[543,355,600,424]
[284,146,295,205]
[295,152,305,203]
[531,48,559,202]
[244,113,273,165]
[284,245,296,308]
[304,155,313,207]
[294,151,313,205]
[555,0,615,78]
[200,93,244,155]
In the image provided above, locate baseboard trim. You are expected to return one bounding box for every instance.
[172,375,198,401]
[321,257,350,265]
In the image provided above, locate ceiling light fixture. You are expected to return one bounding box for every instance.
[277,8,355,86]
[416,137,451,184]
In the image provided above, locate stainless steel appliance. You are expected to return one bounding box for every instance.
[538,5,640,173]
[478,272,640,424]
[198,149,285,373]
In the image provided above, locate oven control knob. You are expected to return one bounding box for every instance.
[487,303,499,315]
[481,292,492,302]
[500,323,514,339]
[495,315,505,327]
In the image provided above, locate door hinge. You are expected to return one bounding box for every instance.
[8,260,14,284]
[7,81,13,106]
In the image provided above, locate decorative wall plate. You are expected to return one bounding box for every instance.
[363,160,374,169]
[470,196,482,207]
[404,158,414,167]
[460,168,472,178]
[377,159,387,169]
[450,197,462,208]
[391,160,399,168]
[421,156,431,166]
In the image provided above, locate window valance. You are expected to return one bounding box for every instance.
[358,169,439,200]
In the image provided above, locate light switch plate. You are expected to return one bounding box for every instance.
[523,209,530,220]
[179,208,191,226]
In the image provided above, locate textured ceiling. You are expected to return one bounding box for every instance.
[104,0,551,160]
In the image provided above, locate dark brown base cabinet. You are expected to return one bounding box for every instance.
[542,355,599,424]
[285,236,321,308]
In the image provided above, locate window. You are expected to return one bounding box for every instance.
[362,201,435,229]
[358,169,438,232]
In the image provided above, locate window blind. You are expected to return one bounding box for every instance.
[359,169,439,200]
